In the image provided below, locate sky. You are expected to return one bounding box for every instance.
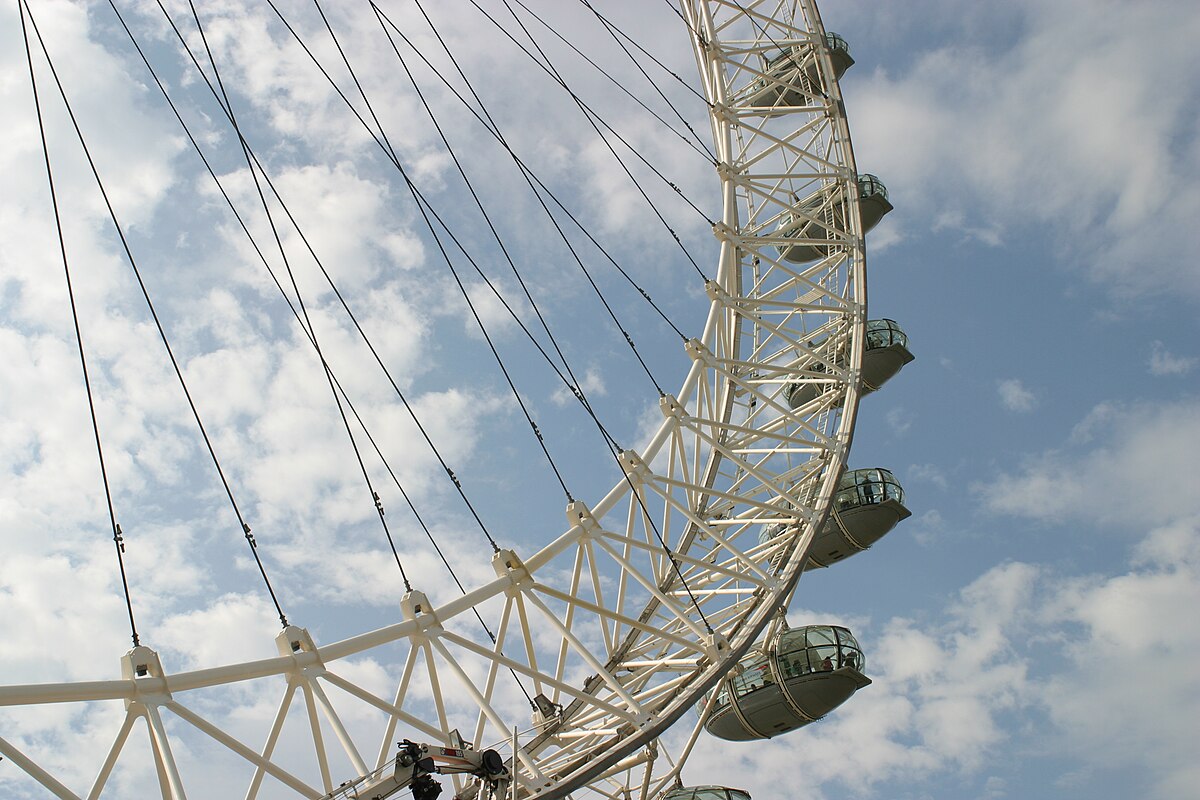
[1,1,1199,799]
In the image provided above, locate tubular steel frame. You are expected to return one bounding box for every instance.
[0,1,865,798]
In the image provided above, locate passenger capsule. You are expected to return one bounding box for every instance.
[759,468,910,570]
[661,787,750,800]
[784,318,914,409]
[777,174,893,264]
[861,318,914,393]
[807,468,910,568]
[746,33,854,113]
[703,625,869,740]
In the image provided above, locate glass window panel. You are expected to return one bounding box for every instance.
[805,626,837,647]
[811,645,838,671]
[732,654,770,696]
[776,629,806,656]
[777,646,811,677]
[834,627,859,649]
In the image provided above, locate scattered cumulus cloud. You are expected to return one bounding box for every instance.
[910,507,946,547]
[885,406,913,436]
[907,462,949,490]
[1035,517,1200,799]
[981,399,1200,528]
[1148,340,1196,376]
[846,0,1200,300]
[996,378,1036,412]
[551,366,607,407]
[1069,401,1119,444]
[672,518,1200,800]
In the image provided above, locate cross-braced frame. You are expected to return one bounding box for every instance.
[0,1,866,798]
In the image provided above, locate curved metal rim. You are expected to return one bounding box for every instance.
[0,3,866,798]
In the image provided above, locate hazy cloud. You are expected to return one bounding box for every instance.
[997,378,1036,412]
[846,0,1200,300]
[981,399,1200,528]
[1148,340,1196,376]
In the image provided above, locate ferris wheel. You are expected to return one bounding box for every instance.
[0,2,914,798]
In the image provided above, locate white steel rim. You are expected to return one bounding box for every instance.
[0,2,867,798]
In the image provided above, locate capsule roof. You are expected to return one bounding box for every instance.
[662,787,751,800]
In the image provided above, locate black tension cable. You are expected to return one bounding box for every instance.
[309,0,575,506]
[391,3,715,635]
[428,0,675,391]
[477,0,719,246]
[163,6,481,558]
[372,0,695,340]
[377,0,602,425]
[381,1,677,395]
[509,0,716,163]
[114,3,571,701]
[248,6,545,706]
[266,0,658,436]
[182,0,416,591]
[20,0,140,648]
[484,0,716,229]
[307,0,720,638]
[25,0,291,630]
[110,0,513,630]
[575,0,716,160]
[238,1,713,636]
[578,0,711,105]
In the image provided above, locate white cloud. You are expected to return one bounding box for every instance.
[675,562,1039,796]
[671,522,1200,800]
[1034,516,1200,799]
[996,378,1036,412]
[845,0,1200,300]
[1148,340,1196,376]
[551,366,607,407]
[909,508,946,547]
[981,399,1200,528]
[907,462,949,490]
[884,405,913,436]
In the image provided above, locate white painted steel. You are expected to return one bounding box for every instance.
[0,2,865,798]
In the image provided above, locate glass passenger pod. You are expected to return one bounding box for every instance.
[784,319,913,409]
[823,33,855,81]
[703,625,870,741]
[745,33,854,114]
[807,468,911,568]
[776,174,893,264]
[661,787,751,800]
[861,318,914,392]
[856,173,893,233]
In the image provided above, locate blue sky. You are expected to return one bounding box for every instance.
[1,1,1198,798]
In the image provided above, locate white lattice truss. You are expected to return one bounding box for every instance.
[0,1,866,798]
